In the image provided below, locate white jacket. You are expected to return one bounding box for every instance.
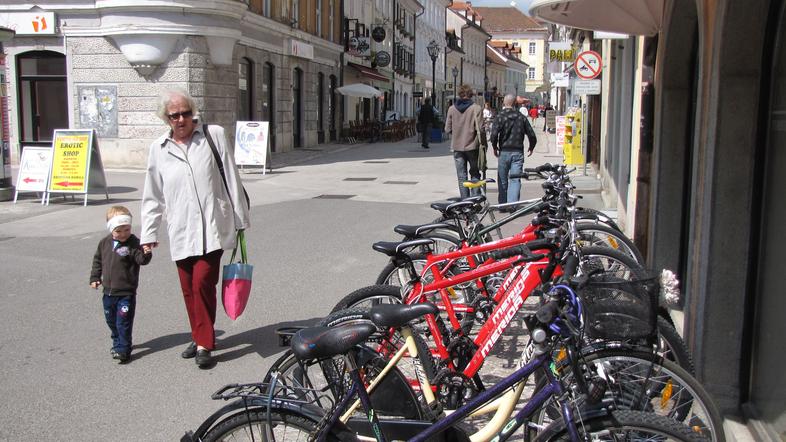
[141,124,251,261]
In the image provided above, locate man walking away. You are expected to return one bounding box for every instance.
[445,84,484,198]
[418,98,435,149]
[489,94,537,209]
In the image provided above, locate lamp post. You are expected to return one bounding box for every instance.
[426,40,440,102]
[451,66,459,101]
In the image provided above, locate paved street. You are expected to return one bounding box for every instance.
[0,126,602,440]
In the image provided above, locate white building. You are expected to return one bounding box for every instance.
[413,0,449,112]
[447,2,490,106]
[0,1,344,167]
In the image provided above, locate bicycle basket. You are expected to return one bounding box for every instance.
[578,274,659,340]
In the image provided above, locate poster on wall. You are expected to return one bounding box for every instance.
[46,129,110,206]
[78,86,118,137]
[235,121,270,174]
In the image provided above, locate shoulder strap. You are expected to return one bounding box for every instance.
[203,124,250,207]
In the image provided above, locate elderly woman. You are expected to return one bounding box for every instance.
[141,88,250,368]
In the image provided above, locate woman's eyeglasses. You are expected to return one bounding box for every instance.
[167,110,193,121]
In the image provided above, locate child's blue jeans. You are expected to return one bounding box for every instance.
[102,293,136,354]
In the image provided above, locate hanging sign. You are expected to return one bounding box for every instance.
[371,26,386,42]
[548,42,575,63]
[14,146,52,203]
[348,36,371,57]
[235,121,270,174]
[0,12,57,35]
[574,50,602,80]
[46,129,109,205]
[375,51,391,68]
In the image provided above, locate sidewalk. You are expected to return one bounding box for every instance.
[0,126,610,231]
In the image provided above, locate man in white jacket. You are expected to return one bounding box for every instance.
[141,88,250,368]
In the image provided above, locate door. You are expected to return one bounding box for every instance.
[16,51,68,148]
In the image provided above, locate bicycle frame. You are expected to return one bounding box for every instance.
[316,350,577,442]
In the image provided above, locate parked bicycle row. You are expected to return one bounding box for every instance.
[184,164,724,442]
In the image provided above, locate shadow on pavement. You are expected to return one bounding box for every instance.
[213,317,323,363]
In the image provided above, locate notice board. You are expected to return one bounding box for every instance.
[235,121,270,174]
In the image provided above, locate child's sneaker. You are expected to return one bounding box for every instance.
[110,349,121,360]
[116,352,131,364]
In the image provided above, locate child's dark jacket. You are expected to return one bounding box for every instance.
[90,234,151,296]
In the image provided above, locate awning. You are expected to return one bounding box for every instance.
[336,83,383,98]
[529,0,664,36]
[347,62,390,82]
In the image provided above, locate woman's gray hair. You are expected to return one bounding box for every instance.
[156,87,200,123]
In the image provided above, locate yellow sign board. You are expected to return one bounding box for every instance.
[46,129,109,206]
[49,131,91,192]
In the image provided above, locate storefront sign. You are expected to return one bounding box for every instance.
[375,51,391,68]
[0,12,57,35]
[348,36,371,57]
[46,129,108,205]
[594,31,629,39]
[371,26,386,42]
[290,39,314,60]
[572,79,601,95]
[551,73,570,87]
[15,147,52,203]
[235,121,270,173]
[548,42,575,63]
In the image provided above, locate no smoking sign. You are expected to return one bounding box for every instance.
[574,50,602,80]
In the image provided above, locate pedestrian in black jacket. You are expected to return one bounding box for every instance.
[90,206,152,363]
[489,94,537,207]
[418,98,435,149]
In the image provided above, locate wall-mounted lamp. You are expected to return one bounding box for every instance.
[132,64,157,76]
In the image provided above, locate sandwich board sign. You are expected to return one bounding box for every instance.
[235,121,270,174]
[46,129,109,206]
[14,146,53,204]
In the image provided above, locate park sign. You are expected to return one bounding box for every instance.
[46,129,109,205]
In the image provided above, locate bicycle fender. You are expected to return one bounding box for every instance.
[189,398,353,441]
[532,407,612,442]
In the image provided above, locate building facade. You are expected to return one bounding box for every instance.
[413,0,449,113]
[446,2,489,105]
[474,6,549,97]
[531,0,786,439]
[0,0,343,168]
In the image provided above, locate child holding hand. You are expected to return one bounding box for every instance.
[90,206,152,363]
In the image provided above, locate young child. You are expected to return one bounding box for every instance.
[90,206,152,363]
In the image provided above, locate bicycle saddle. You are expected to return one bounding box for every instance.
[369,303,439,328]
[291,323,377,361]
[372,239,434,257]
[394,222,455,237]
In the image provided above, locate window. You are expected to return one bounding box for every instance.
[316,0,322,37]
[238,58,254,121]
[292,0,299,27]
[329,0,335,41]
[263,62,276,151]
[16,51,68,143]
[529,42,536,55]
[528,67,536,80]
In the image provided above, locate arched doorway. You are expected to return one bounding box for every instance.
[16,50,68,147]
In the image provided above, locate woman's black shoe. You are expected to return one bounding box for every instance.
[195,349,214,368]
[181,342,197,359]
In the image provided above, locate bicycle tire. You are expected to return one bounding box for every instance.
[576,223,645,264]
[202,409,347,442]
[535,409,711,442]
[531,349,723,442]
[574,207,623,232]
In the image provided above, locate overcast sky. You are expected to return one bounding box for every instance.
[471,0,535,16]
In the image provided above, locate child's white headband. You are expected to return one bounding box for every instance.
[107,215,132,232]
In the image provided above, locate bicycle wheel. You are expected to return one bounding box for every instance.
[202,409,345,442]
[536,409,711,442]
[576,223,645,264]
[332,284,403,313]
[531,350,723,442]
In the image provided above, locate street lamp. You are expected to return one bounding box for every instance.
[451,66,459,101]
[426,40,440,102]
